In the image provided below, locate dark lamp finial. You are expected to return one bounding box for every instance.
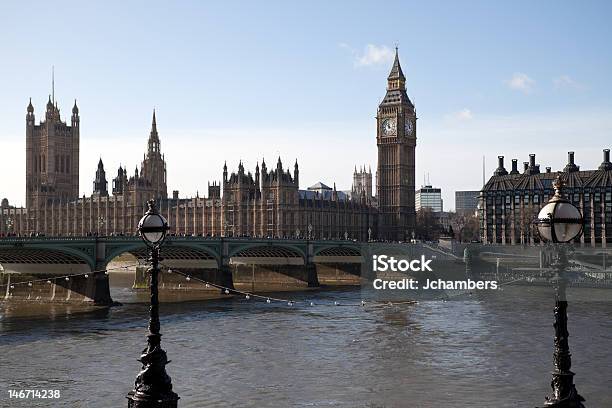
[553,175,565,198]
[147,199,157,214]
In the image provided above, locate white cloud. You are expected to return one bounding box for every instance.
[355,44,394,67]
[455,108,473,120]
[444,108,473,121]
[504,72,535,93]
[553,75,585,90]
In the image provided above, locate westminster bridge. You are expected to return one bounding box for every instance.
[0,236,363,305]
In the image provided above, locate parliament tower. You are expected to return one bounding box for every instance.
[25,96,80,209]
[140,110,168,199]
[376,48,416,241]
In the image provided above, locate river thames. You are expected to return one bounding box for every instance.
[1,279,611,407]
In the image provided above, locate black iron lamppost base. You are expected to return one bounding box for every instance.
[126,391,179,408]
[542,392,585,408]
[541,371,585,408]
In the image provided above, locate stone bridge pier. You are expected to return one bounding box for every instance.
[0,248,112,305]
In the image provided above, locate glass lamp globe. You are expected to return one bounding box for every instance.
[138,200,169,246]
[536,177,583,243]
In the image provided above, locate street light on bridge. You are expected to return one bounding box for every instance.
[5,216,13,236]
[98,216,105,236]
[127,199,179,408]
[535,176,585,408]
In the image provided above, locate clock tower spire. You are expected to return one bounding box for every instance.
[376,48,416,241]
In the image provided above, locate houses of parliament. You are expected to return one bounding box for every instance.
[0,51,417,241]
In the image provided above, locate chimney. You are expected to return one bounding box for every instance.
[525,154,541,175]
[523,162,529,172]
[494,155,508,176]
[173,190,179,200]
[529,154,536,168]
[564,151,579,172]
[599,148,612,171]
[510,159,519,174]
[546,167,551,173]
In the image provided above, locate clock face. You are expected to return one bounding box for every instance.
[404,120,413,135]
[382,118,396,135]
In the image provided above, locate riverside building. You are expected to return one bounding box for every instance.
[480,151,612,246]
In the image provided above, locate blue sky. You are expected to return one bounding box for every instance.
[1,1,611,209]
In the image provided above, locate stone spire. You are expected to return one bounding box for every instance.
[93,158,108,197]
[387,47,405,82]
[145,109,162,159]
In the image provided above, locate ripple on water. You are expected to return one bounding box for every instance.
[1,286,611,407]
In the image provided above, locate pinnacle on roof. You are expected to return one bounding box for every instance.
[387,47,405,81]
[151,109,158,134]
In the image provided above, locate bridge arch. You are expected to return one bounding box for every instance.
[104,242,221,269]
[228,242,306,262]
[0,246,95,270]
[313,244,363,258]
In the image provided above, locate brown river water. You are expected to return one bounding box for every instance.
[0,273,611,407]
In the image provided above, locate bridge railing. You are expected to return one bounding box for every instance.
[0,235,365,244]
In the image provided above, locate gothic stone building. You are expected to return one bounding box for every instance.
[0,53,419,241]
[480,151,612,247]
[376,48,417,241]
[1,105,376,240]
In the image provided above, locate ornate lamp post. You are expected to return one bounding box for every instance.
[535,176,585,408]
[127,200,179,408]
[98,216,105,236]
[5,217,13,236]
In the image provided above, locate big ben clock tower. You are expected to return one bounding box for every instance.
[376,48,416,241]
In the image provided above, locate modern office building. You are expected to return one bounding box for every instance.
[415,185,443,213]
[455,190,480,214]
